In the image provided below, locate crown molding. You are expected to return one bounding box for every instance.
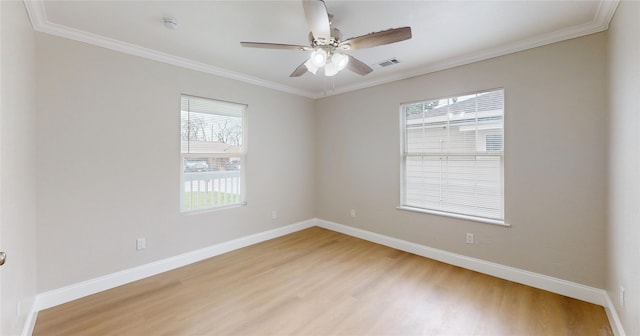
[22,0,317,99]
[324,0,620,98]
[594,0,620,28]
[23,0,619,100]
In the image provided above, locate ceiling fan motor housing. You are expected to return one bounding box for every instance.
[309,28,342,48]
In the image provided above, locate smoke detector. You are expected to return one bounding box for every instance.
[163,17,178,30]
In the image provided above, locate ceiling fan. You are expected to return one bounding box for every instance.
[240,0,412,78]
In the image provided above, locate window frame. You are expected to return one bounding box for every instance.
[180,94,248,214]
[398,88,507,226]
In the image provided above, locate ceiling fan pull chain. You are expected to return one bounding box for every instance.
[323,75,327,96]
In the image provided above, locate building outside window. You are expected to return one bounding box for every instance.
[400,89,504,223]
[180,95,247,212]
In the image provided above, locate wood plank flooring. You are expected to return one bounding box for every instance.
[33,227,612,335]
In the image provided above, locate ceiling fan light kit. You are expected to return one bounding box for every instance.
[304,58,319,75]
[324,52,349,77]
[240,0,412,78]
[303,48,349,77]
[310,48,328,67]
[332,52,349,70]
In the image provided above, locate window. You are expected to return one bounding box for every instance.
[400,89,504,223]
[486,134,503,151]
[180,95,246,212]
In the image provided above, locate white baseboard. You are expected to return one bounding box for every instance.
[315,219,607,305]
[315,218,626,335]
[24,217,625,336]
[604,292,627,336]
[32,219,315,313]
[21,308,38,336]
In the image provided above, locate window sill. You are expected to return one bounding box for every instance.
[396,206,510,227]
[181,202,247,216]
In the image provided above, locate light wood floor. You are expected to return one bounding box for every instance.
[34,227,612,335]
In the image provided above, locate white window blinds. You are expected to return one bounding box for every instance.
[401,89,504,222]
[180,95,246,212]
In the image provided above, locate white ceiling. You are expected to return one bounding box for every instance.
[25,0,618,99]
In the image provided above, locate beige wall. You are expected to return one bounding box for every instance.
[0,1,39,334]
[315,33,608,288]
[607,1,640,335]
[35,34,316,291]
[3,3,632,332]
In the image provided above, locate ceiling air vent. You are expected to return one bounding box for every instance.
[377,58,400,67]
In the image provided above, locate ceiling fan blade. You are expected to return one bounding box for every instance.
[240,42,311,51]
[347,55,373,76]
[290,61,309,77]
[339,27,412,50]
[302,0,331,41]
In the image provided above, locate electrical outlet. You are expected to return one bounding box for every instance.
[271,210,278,220]
[136,238,146,251]
[620,286,625,308]
[350,209,356,218]
[466,233,474,244]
